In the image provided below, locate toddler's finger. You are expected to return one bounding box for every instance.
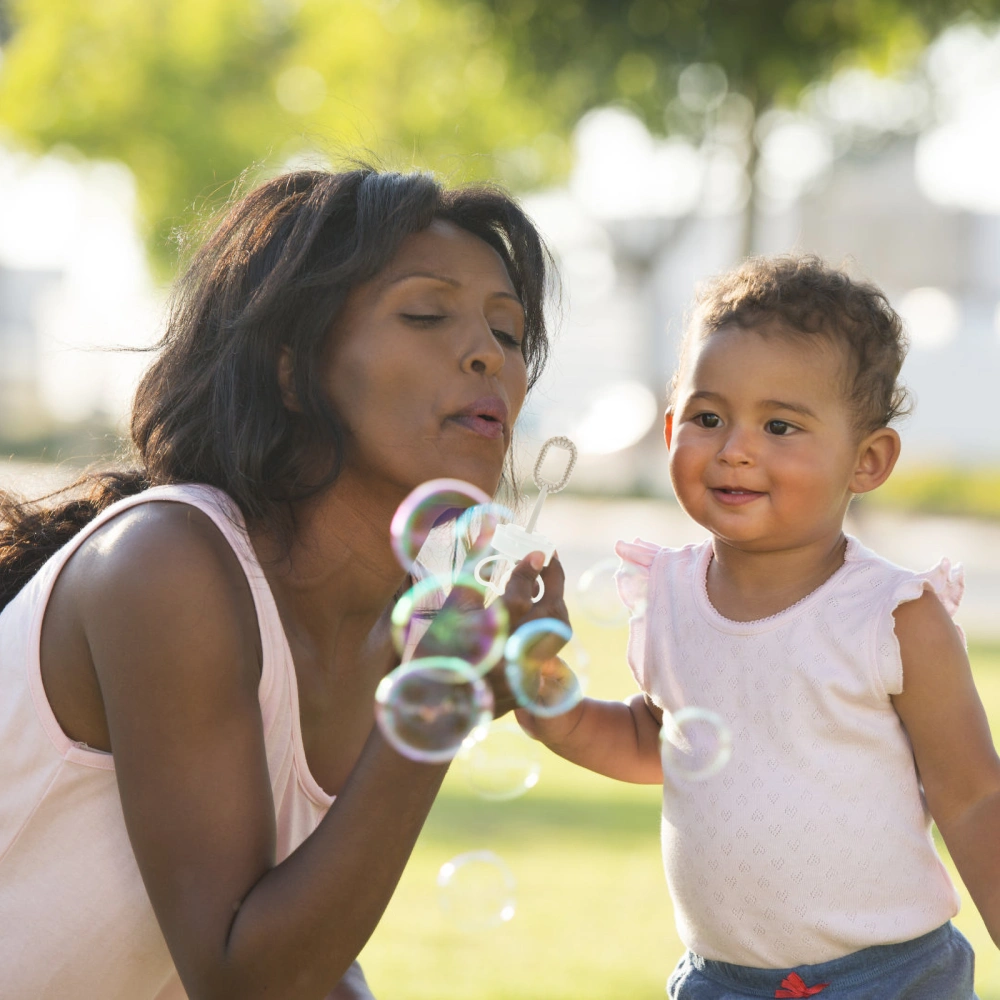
[501,551,545,621]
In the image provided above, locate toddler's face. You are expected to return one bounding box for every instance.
[667,325,863,552]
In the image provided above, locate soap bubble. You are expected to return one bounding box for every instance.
[504,618,589,717]
[453,502,517,577]
[577,556,649,626]
[437,850,517,931]
[391,574,508,674]
[576,557,626,627]
[374,657,493,763]
[390,479,491,574]
[458,720,542,800]
[660,706,732,782]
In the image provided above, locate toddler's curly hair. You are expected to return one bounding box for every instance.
[671,254,912,434]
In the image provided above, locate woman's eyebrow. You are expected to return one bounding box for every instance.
[386,271,522,306]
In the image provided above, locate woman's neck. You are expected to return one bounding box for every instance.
[249,475,410,664]
[706,531,848,622]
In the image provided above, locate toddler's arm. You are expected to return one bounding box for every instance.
[892,590,1000,949]
[517,693,663,784]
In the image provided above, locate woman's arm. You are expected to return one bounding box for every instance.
[67,504,561,1000]
[518,692,663,784]
[892,590,1000,948]
[73,503,442,1000]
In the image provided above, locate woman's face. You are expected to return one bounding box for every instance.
[325,219,529,498]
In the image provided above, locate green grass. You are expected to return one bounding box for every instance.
[865,466,1000,520]
[358,621,1000,999]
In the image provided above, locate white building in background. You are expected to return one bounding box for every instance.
[0,265,58,437]
[3,23,1000,492]
[520,130,1000,496]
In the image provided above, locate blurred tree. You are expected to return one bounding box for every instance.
[0,0,565,275]
[483,0,1000,249]
[2,0,999,272]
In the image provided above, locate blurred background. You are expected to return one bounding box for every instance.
[2,2,1000,997]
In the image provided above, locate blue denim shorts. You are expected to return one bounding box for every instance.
[667,923,977,999]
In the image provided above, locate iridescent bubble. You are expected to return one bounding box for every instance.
[437,850,516,931]
[374,657,493,763]
[660,706,733,782]
[391,574,509,674]
[453,502,517,576]
[504,618,590,718]
[577,556,650,626]
[458,720,542,801]
[390,479,492,574]
[577,557,630,627]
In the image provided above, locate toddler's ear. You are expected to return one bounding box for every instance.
[850,427,901,494]
[664,410,674,449]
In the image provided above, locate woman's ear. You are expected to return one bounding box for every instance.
[850,426,901,495]
[278,346,301,412]
[664,409,674,449]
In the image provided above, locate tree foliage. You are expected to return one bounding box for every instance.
[0,0,565,273]
[484,0,1000,128]
[2,0,999,273]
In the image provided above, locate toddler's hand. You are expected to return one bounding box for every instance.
[482,550,571,718]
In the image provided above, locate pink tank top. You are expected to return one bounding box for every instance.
[0,484,334,999]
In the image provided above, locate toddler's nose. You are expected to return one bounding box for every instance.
[716,427,754,466]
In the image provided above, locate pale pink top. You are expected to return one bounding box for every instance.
[616,534,963,968]
[0,484,334,999]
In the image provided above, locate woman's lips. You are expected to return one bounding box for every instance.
[450,414,505,440]
[449,396,508,441]
[710,487,766,506]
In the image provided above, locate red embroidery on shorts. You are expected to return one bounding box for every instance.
[774,972,830,997]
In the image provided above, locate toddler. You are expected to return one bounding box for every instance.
[522,255,1000,998]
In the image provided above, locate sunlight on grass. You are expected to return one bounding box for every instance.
[359,623,1000,999]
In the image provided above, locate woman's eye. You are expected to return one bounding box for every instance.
[766,419,793,435]
[401,313,445,326]
[492,328,522,348]
[694,413,721,429]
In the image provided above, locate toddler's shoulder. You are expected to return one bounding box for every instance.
[614,537,708,572]
[843,536,965,696]
[842,535,964,617]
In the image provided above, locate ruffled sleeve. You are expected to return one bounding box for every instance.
[614,538,658,615]
[614,538,662,698]
[874,557,965,696]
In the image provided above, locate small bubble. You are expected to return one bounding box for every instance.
[576,556,648,626]
[391,574,508,674]
[390,479,492,574]
[504,618,589,718]
[660,706,733,782]
[458,720,542,800]
[437,850,516,931]
[374,657,493,763]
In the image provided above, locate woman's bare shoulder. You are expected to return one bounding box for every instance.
[70,500,254,615]
[58,499,263,680]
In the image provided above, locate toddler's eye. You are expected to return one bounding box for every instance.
[766,419,792,435]
[694,413,721,429]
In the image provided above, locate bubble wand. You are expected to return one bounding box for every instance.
[475,436,577,606]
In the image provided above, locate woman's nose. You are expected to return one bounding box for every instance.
[461,317,505,376]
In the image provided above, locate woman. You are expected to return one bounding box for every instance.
[0,168,567,999]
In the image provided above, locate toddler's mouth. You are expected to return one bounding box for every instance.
[710,487,766,506]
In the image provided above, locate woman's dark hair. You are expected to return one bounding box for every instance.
[1,168,553,610]
[671,254,911,434]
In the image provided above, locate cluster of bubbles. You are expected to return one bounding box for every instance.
[376,477,733,930]
[377,478,595,768]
